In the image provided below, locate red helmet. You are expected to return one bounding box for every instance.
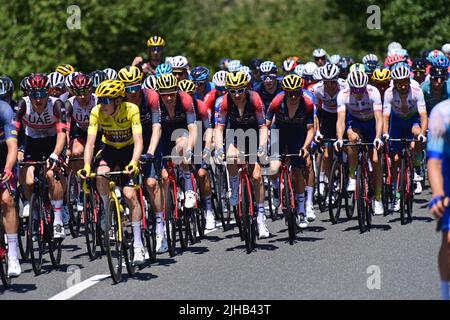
[27,73,50,90]
[384,54,406,67]
[72,73,92,89]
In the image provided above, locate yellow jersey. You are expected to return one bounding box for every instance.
[88,102,142,149]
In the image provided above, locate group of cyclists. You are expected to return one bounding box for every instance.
[1,35,450,286]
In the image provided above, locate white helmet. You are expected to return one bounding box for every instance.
[347,70,368,88]
[170,55,189,69]
[362,53,378,63]
[313,48,327,58]
[48,72,65,88]
[313,67,323,81]
[391,65,411,80]
[329,54,341,65]
[303,62,318,76]
[227,60,241,72]
[320,63,340,80]
[442,43,450,55]
[282,58,298,72]
[65,71,80,89]
[142,75,157,90]
[259,61,277,74]
[238,66,252,82]
[103,68,118,80]
[294,64,304,77]
[212,70,228,87]
[387,41,402,52]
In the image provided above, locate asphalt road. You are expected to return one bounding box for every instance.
[1,182,440,300]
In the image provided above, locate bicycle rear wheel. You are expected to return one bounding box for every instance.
[216,166,231,230]
[165,182,177,257]
[283,171,296,245]
[266,178,279,221]
[316,154,328,213]
[28,194,44,275]
[328,159,343,224]
[406,162,414,222]
[67,171,81,238]
[122,204,136,276]
[17,216,29,261]
[142,194,156,263]
[241,177,256,254]
[356,165,367,233]
[382,152,392,216]
[104,197,123,284]
[83,192,98,261]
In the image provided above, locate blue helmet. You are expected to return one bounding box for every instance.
[191,66,210,82]
[364,60,380,74]
[431,56,450,68]
[155,63,173,78]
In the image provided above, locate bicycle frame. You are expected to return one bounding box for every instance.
[278,154,298,211]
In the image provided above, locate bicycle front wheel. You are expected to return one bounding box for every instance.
[283,171,296,245]
[328,159,343,224]
[399,158,407,225]
[83,192,98,261]
[241,177,256,254]
[28,194,44,275]
[356,165,367,233]
[165,182,177,257]
[104,197,123,284]
[67,171,81,238]
[0,224,11,287]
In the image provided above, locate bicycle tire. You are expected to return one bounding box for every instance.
[0,222,11,287]
[407,162,414,222]
[344,162,356,219]
[104,197,122,284]
[28,194,44,275]
[216,165,231,231]
[283,171,296,245]
[83,192,98,261]
[382,152,392,216]
[317,154,328,213]
[122,204,136,277]
[356,165,366,233]
[143,195,157,263]
[67,171,81,238]
[266,178,279,221]
[209,166,225,231]
[17,215,29,261]
[400,157,407,225]
[328,159,343,224]
[241,176,255,254]
[165,182,177,257]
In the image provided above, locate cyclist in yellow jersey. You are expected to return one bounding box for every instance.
[79,80,145,265]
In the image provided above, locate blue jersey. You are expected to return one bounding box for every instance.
[194,82,215,101]
[428,99,450,195]
[0,100,17,144]
[256,80,283,111]
[421,80,450,113]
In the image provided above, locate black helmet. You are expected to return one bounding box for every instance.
[430,66,448,79]
[249,58,264,71]
[89,70,108,88]
[412,58,427,70]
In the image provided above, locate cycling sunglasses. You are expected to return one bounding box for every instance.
[228,88,247,95]
[413,69,426,73]
[159,90,178,96]
[125,84,142,93]
[261,74,277,81]
[98,97,114,105]
[285,90,302,98]
[216,86,227,93]
[29,90,48,99]
[150,46,163,52]
[350,87,366,94]
[75,88,90,96]
[195,80,207,86]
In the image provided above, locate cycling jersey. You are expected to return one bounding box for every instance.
[256,81,283,111]
[0,100,17,145]
[421,79,450,113]
[88,102,142,149]
[427,99,450,231]
[337,85,383,120]
[66,94,98,132]
[194,82,215,101]
[383,82,427,119]
[312,79,348,113]
[58,91,70,103]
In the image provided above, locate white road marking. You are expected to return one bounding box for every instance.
[48,274,110,300]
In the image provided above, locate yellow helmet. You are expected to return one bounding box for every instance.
[225,71,249,89]
[281,74,303,90]
[372,68,392,82]
[178,80,196,95]
[55,64,75,76]
[95,79,125,98]
[118,66,143,86]
[156,73,178,91]
[147,35,165,47]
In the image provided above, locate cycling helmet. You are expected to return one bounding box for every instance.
[442,43,450,56]
[372,68,391,82]
[395,48,409,59]
[27,73,50,91]
[72,73,92,89]
[191,66,210,82]
[227,60,241,73]
[350,63,366,73]
[0,76,14,95]
[89,70,108,89]
[225,71,249,89]
[95,79,125,98]
[156,73,178,90]
[281,74,303,90]
[313,48,327,58]
[282,57,299,73]
[170,56,189,70]
[387,42,402,52]
[362,54,379,64]
[55,64,75,76]
[391,65,411,80]
[320,63,340,80]
[178,79,197,95]
[303,62,318,76]
[431,56,450,68]
[47,72,65,89]
[146,35,165,47]
[155,63,173,78]
[142,75,157,90]
[212,71,228,87]
[219,58,231,71]
[65,71,79,89]
[20,76,30,93]
[118,65,143,85]
[364,60,380,74]
[294,64,304,77]
[338,57,350,71]
[427,50,445,63]
[329,54,341,65]
[385,54,406,67]
[259,61,277,74]
[103,68,118,80]
[250,58,264,71]
[429,66,449,79]
[412,58,427,70]
[313,67,323,81]
[347,70,368,88]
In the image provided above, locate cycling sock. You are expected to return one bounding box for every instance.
[132,221,143,248]
[52,200,64,225]
[306,186,314,208]
[204,195,213,212]
[257,203,265,224]
[296,193,305,215]
[155,211,164,235]
[6,234,18,259]
[441,281,450,300]
[183,171,194,191]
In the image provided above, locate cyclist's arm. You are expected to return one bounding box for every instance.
[254,93,268,150]
[197,100,213,151]
[85,108,99,167]
[130,105,143,164]
[336,91,347,140]
[65,100,73,154]
[372,90,383,140]
[3,105,18,171]
[416,89,428,135]
[132,56,144,67]
[427,108,445,198]
[185,99,197,152]
[214,96,229,153]
[52,100,67,157]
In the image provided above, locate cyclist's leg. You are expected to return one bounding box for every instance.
[175,135,197,208]
[196,162,215,229]
[226,143,242,206]
[346,115,361,186]
[69,138,85,174]
[1,186,20,275]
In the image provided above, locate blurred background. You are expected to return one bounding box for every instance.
[0,0,449,86]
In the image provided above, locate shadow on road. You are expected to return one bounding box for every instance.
[183,246,210,255]
[388,216,433,223]
[0,283,38,294]
[342,224,391,232]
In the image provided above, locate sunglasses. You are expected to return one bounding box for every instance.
[98,97,114,105]
[172,70,185,76]
[159,90,178,96]
[323,80,338,85]
[414,69,426,73]
[394,80,409,87]
[150,46,163,52]
[261,74,277,81]
[285,90,302,98]
[125,84,142,93]
[216,86,227,92]
[431,76,447,82]
[228,88,247,95]
[29,90,48,99]
[195,81,207,86]
[350,87,366,94]
[75,88,90,96]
